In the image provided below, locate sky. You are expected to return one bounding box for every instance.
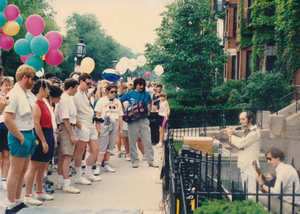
[49,0,174,54]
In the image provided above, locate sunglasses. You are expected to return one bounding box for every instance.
[85,82,92,86]
[110,91,117,94]
[266,157,272,161]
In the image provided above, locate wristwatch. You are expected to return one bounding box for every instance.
[260,183,265,188]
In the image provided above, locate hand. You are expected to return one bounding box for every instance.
[42,142,49,154]
[70,135,77,144]
[223,128,234,137]
[118,130,123,137]
[0,96,7,114]
[97,129,101,137]
[255,173,263,185]
[148,111,151,116]
[19,135,25,145]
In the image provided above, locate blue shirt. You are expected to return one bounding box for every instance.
[120,90,152,105]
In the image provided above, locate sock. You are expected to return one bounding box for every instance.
[63,179,71,187]
[36,192,42,194]
[1,178,6,182]
[104,162,109,166]
[96,162,102,168]
[14,199,21,206]
[7,202,16,210]
[58,175,63,184]
[75,167,82,177]
[85,165,92,176]
[25,195,30,198]
[44,172,47,178]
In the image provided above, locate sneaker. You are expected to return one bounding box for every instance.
[62,185,80,194]
[132,162,139,168]
[103,164,116,173]
[94,167,101,176]
[15,202,28,211]
[23,195,43,205]
[126,154,131,161]
[75,176,92,185]
[44,177,54,187]
[0,180,7,190]
[56,183,63,190]
[84,174,101,182]
[43,184,54,194]
[35,192,54,201]
[149,162,159,168]
[117,151,122,158]
[5,206,20,214]
[142,154,147,161]
[155,142,163,148]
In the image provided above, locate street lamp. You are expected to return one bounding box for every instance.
[75,37,86,65]
[74,57,77,71]
[112,58,118,69]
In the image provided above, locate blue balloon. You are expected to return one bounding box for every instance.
[102,69,121,82]
[0,0,7,12]
[25,32,35,43]
[30,36,49,57]
[14,39,31,56]
[15,14,22,26]
[26,55,43,72]
[0,12,6,28]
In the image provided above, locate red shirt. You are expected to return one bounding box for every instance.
[36,100,53,128]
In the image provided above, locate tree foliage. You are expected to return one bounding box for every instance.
[145,0,229,107]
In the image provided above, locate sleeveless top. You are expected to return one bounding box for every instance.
[36,100,53,128]
[158,101,168,117]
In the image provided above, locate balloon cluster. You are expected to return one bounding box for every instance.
[0,1,22,50]
[115,55,147,75]
[13,14,63,73]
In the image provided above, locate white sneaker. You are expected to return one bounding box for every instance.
[126,154,131,161]
[24,195,43,205]
[62,185,80,194]
[117,151,122,158]
[35,192,54,201]
[84,174,101,182]
[75,176,92,185]
[155,142,163,148]
[56,183,63,190]
[142,154,147,161]
[103,164,116,173]
[132,162,139,168]
[0,180,7,190]
[94,167,101,175]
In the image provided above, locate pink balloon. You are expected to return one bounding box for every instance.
[0,34,14,50]
[45,49,63,66]
[20,53,34,63]
[26,15,45,36]
[145,72,151,78]
[45,31,63,50]
[0,28,3,35]
[4,4,20,21]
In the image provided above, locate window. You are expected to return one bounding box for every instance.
[266,56,277,71]
[237,52,240,79]
[248,0,255,7]
[231,56,236,80]
[233,7,237,37]
[246,51,252,79]
[214,0,224,14]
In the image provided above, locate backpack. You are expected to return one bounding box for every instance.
[123,92,148,122]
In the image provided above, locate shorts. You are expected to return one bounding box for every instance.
[58,124,76,156]
[158,115,167,128]
[0,123,9,152]
[8,130,37,158]
[122,130,128,137]
[75,125,98,141]
[31,128,55,162]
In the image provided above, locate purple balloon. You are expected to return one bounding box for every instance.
[45,31,63,50]
[4,4,19,21]
[26,15,44,36]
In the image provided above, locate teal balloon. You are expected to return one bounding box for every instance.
[30,36,49,56]
[14,39,31,56]
[15,14,22,26]
[25,32,34,43]
[0,12,6,28]
[0,0,7,12]
[26,55,43,72]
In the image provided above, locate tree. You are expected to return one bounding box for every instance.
[145,0,228,107]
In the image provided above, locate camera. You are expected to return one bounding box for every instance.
[92,116,104,124]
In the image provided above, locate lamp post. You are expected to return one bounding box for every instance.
[112,58,118,69]
[75,37,86,66]
[74,57,77,71]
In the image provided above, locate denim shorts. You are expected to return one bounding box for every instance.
[8,130,37,158]
[31,128,54,162]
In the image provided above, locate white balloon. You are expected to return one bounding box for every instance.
[154,65,164,76]
[36,68,44,78]
[137,55,147,67]
[128,58,138,72]
[129,64,137,72]
[119,57,129,66]
[116,62,127,75]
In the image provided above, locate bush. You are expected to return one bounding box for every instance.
[194,199,269,214]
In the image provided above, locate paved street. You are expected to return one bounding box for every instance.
[0,146,164,214]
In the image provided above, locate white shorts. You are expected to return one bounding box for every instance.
[75,125,98,142]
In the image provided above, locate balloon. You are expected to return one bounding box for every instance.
[0,12,6,28]
[119,57,129,65]
[154,65,164,76]
[128,58,138,72]
[81,57,95,74]
[15,14,22,26]
[4,4,19,21]
[20,53,34,63]
[45,31,63,50]
[0,0,7,12]
[26,55,43,72]
[30,36,49,56]
[2,21,20,36]
[45,49,63,66]
[26,15,44,36]
[14,39,31,56]
[0,34,13,50]
[36,68,44,78]
[115,62,127,75]
[137,55,147,67]
[145,72,151,79]
[25,32,34,43]
[102,69,121,82]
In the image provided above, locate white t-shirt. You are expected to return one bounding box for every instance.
[73,89,94,127]
[56,92,77,124]
[94,96,123,120]
[5,83,36,130]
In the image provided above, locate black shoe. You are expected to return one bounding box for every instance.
[15,202,28,211]
[43,184,54,194]
[5,206,19,214]
[44,177,54,186]
[92,165,96,170]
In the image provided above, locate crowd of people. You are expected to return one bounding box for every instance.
[0,65,170,214]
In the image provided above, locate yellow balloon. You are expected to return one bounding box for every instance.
[81,57,95,74]
[41,55,45,60]
[3,21,20,36]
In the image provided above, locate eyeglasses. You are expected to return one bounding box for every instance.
[266,157,272,161]
[85,82,92,86]
[110,91,117,94]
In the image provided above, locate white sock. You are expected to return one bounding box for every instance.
[7,202,16,210]
[85,165,92,176]
[96,162,102,168]
[14,199,21,206]
[58,175,64,184]
[63,179,71,187]
[75,167,82,177]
